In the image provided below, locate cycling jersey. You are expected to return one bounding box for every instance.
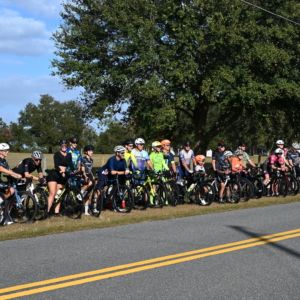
[0,157,10,179]
[131,149,150,172]
[162,151,175,169]
[53,151,75,172]
[179,149,195,167]
[12,158,42,176]
[124,151,138,169]
[195,165,205,172]
[218,157,232,172]
[212,150,224,170]
[150,152,169,172]
[287,150,300,166]
[263,155,284,167]
[81,156,93,175]
[231,157,243,172]
[66,147,82,170]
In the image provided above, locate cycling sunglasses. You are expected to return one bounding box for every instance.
[119,152,125,154]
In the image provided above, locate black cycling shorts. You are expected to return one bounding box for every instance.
[46,170,67,184]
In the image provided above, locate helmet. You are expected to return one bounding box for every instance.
[223,151,233,157]
[114,145,125,152]
[274,148,284,154]
[276,140,284,145]
[32,151,43,159]
[84,145,94,152]
[135,138,145,145]
[235,150,243,156]
[218,141,226,147]
[152,141,162,147]
[161,140,171,146]
[292,143,300,150]
[183,140,192,146]
[70,136,79,143]
[123,139,134,146]
[0,143,9,150]
[58,138,68,145]
[238,142,246,147]
[195,155,206,162]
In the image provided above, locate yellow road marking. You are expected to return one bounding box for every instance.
[1,229,300,299]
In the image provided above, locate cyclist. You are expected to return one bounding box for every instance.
[177,140,196,182]
[212,142,226,178]
[123,139,138,170]
[237,142,256,168]
[131,138,154,173]
[261,148,285,196]
[161,139,177,174]
[217,150,233,204]
[150,141,169,172]
[46,139,75,217]
[0,143,22,225]
[283,143,289,156]
[287,143,300,179]
[80,145,98,215]
[231,150,247,173]
[274,140,289,170]
[12,151,45,186]
[195,155,206,174]
[97,146,130,190]
[66,136,82,172]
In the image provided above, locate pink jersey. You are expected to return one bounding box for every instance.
[267,155,284,166]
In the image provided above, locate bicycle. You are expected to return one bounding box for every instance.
[231,171,254,202]
[82,178,102,217]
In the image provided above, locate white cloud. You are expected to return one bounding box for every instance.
[0,0,62,18]
[0,8,53,56]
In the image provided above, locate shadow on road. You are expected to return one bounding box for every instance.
[229,225,300,259]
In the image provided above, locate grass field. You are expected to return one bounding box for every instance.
[0,153,285,242]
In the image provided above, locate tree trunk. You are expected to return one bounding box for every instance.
[48,145,53,154]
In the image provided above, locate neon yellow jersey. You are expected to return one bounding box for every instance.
[124,151,138,168]
[150,152,169,171]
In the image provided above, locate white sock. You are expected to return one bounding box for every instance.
[85,205,88,213]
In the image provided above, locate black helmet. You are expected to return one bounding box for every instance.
[84,145,94,152]
[70,136,79,143]
[284,143,288,148]
[123,139,135,146]
[183,140,192,146]
[238,142,245,147]
[58,138,68,145]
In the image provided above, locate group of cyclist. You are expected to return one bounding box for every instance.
[1,136,300,225]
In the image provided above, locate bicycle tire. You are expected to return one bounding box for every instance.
[164,181,179,206]
[287,176,299,196]
[226,180,241,203]
[0,192,8,225]
[251,177,264,199]
[8,191,37,224]
[196,183,214,206]
[113,185,133,213]
[63,186,83,219]
[279,179,288,197]
[132,183,149,210]
[238,178,254,202]
[148,181,165,208]
[33,187,48,220]
[90,186,102,217]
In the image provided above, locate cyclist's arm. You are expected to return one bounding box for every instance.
[162,160,169,171]
[247,159,256,168]
[147,160,154,170]
[24,171,39,181]
[212,159,216,171]
[0,166,21,178]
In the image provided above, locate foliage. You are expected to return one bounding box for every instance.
[52,0,300,152]
[0,118,12,144]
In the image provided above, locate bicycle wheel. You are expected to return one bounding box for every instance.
[238,178,254,202]
[251,177,264,199]
[226,180,241,203]
[9,192,37,223]
[279,179,288,197]
[132,183,149,210]
[149,182,165,208]
[33,188,48,220]
[90,186,102,217]
[63,187,83,219]
[0,192,8,225]
[287,176,299,196]
[196,183,214,206]
[113,185,133,213]
[164,181,179,206]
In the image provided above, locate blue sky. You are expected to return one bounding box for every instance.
[0,0,100,130]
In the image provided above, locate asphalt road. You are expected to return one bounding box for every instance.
[1,202,300,300]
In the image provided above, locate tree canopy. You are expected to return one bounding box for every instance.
[52,0,300,152]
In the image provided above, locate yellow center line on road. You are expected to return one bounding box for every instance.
[1,228,300,299]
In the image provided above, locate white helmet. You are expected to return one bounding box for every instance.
[135,138,145,144]
[292,143,300,150]
[0,143,9,150]
[235,150,243,156]
[223,151,233,157]
[114,145,125,153]
[32,151,43,159]
[276,140,284,145]
[274,148,283,154]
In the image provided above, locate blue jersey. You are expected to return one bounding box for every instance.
[131,149,150,172]
[101,156,128,181]
[66,147,82,171]
[163,151,175,170]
